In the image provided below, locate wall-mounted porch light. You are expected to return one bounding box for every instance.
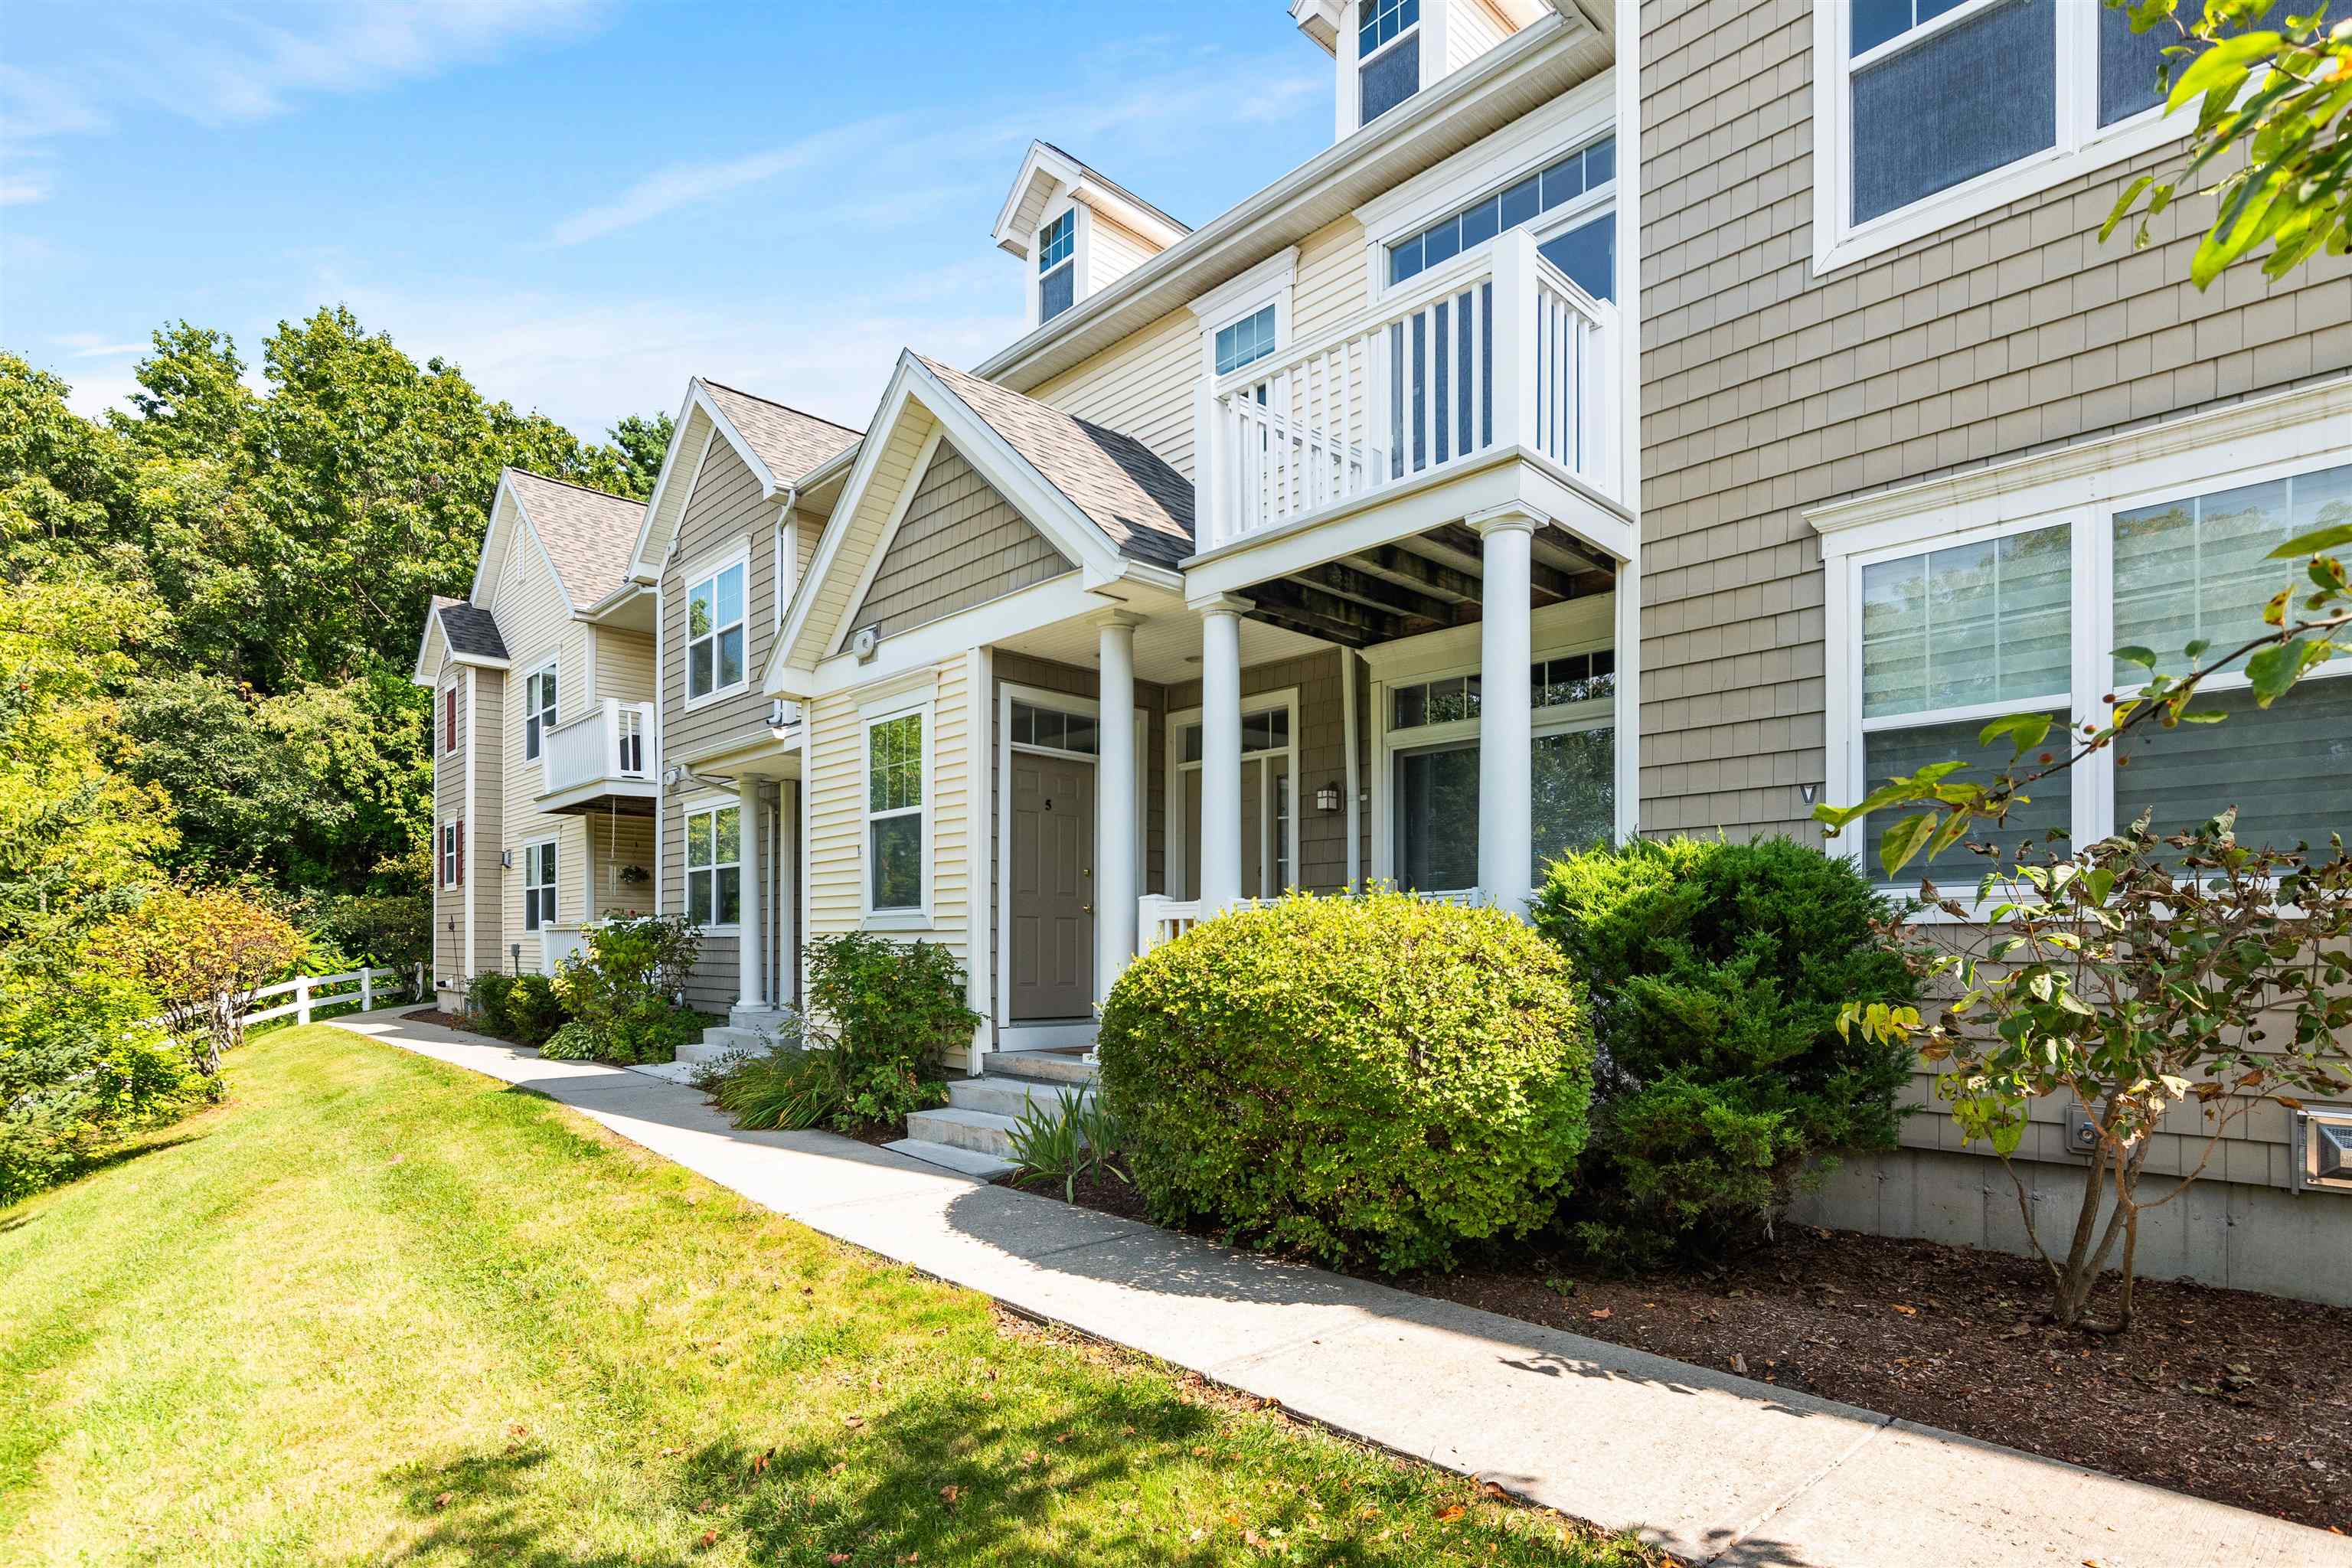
[1315,782,1343,813]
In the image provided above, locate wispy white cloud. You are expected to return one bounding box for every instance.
[547,49,1324,247]
[51,332,155,358]
[0,178,49,207]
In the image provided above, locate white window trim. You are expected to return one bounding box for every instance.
[861,691,935,930]
[1815,384,2352,906]
[681,793,743,933]
[440,820,461,890]
[1369,631,1619,900]
[1031,198,1087,332]
[1354,77,1617,305]
[521,835,560,933]
[1810,0,2184,276]
[1342,0,1437,136]
[681,543,752,710]
[522,655,558,762]
[1165,688,1301,903]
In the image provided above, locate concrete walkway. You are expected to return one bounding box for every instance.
[331,1010,2345,1568]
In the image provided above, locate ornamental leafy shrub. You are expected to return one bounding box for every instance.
[502,973,567,1048]
[803,933,966,1129]
[1096,889,1593,1272]
[1533,836,1916,1262]
[538,1020,600,1061]
[551,915,702,1063]
[464,972,517,1036]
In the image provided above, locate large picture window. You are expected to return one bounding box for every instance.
[686,560,746,701]
[684,803,741,927]
[1817,1,2183,270]
[866,710,926,915]
[1385,652,1616,894]
[1835,459,2352,887]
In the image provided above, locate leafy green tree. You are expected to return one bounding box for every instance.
[2102,0,2352,287]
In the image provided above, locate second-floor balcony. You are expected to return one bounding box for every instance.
[1197,227,1621,559]
[537,698,656,816]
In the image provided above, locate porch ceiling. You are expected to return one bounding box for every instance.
[991,605,1329,684]
[1236,521,1613,651]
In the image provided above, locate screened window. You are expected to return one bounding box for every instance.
[1843,460,2352,885]
[524,662,557,760]
[686,561,746,701]
[522,840,557,931]
[867,711,925,913]
[1214,305,1278,377]
[2096,2,2174,126]
[440,821,462,888]
[1387,136,1616,293]
[1038,211,1076,324]
[1851,0,2056,225]
[1357,0,1420,126]
[684,804,741,927]
[1009,701,1098,755]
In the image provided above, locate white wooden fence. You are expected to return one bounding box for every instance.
[234,964,419,1030]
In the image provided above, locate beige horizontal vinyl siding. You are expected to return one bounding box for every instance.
[1636,0,2352,844]
[663,789,760,1014]
[1291,216,1370,344]
[1088,212,1158,295]
[492,525,586,974]
[1447,0,1514,72]
[850,443,1073,640]
[594,628,655,704]
[662,439,782,764]
[1030,307,1200,478]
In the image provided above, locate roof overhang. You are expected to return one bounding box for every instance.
[627,378,799,580]
[1292,0,1342,54]
[991,139,1190,259]
[974,8,1609,394]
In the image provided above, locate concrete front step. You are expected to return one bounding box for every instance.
[903,1105,1024,1158]
[987,1047,1099,1087]
[676,1024,766,1068]
[884,1138,1018,1181]
[947,1076,1093,1119]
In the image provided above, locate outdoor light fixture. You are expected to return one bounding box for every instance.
[1315,783,1343,812]
[500,848,514,870]
[509,942,522,975]
[2292,1109,2352,1194]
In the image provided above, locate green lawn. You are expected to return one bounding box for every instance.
[1,1024,1643,1566]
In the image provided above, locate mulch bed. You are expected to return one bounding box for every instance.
[1006,1171,2351,1532]
[400,1007,469,1031]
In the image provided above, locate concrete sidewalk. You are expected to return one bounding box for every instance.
[332,1009,2345,1568]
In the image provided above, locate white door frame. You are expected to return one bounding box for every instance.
[992,681,1147,1050]
[1165,685,1300,902]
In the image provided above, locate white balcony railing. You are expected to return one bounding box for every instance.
[1202,227,1617,550]
[539,698,654,800]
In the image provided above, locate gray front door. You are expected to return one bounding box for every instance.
[1011,751,1094,1020]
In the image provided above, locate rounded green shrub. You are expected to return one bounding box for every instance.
[502,972,567,1048]
[539,1021,600,1060]
[1533,836,1917,1260]
[1096,888,1593,1273]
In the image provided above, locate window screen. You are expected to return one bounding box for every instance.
[1864,712,2074,881]
[1039,262,1074,324]
[1359,29,1419,127]
[1851,0,2056,224]
[2098,3,2174,126]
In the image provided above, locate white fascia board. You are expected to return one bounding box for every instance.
[410,615,451,688]
[806,575,1112,698]
[992,141,1074,255]
[623,379,708,573]
[992,140,1187,257]
[1186,246,1299,324]
[1292,0,1341,54]
[581,580,650,622]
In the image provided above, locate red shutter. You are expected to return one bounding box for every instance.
[444,688,456,753]
[456,820,465,886]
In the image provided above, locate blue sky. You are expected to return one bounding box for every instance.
[0,1,1333,438]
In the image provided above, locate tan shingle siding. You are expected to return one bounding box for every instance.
[1637,0,2352,841]
[849,443,1073,640]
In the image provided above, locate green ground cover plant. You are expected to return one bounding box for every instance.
[0,1024,1640,1567]
[1098,889,1592,1272]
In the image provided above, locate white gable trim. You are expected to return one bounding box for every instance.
[629,377,801,581]
[626,381,710,578]
[829,428,946,657]
[991,139,1187,259]
[766,353,1138,691]
[465,475,524,608]
[410,614,451,688]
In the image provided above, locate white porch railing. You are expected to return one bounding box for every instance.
[540,699,654,799]
[1203,228,1617,550]
[1136,895,1206,956]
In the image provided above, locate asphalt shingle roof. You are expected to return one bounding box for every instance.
[915,356,1195,569]
[701,381,864,488]
[432,595,508,661]
[503,469,647,609]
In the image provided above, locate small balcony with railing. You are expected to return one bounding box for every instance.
[1190,227,1628,588]
[535,698,657,817]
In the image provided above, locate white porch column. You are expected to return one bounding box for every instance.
[1473,507,1540,912]
[1093,610,1144,1001]
[737,781,763,1010]
[1195,595,1251,910]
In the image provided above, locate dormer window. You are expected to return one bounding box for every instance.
[1037,211,1076,324]
[1357,0,1420,127]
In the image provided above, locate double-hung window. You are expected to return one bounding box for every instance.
[684,803,741,926]
[685,560,746,701]
[1832,454,2352,890]
[441,820,462,888]
[1818,1,2180,270]
[1385,135,1617,301]
[1385,652,1616,893]
[523,661,557,760]
[522,839,557,931]
[866,710,926,916]
[1037,211,1076,325]
[1357,0,1420,127]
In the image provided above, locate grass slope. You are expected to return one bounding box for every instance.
[0,1025,1642,1566]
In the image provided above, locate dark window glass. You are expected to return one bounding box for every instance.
[1037,210,1073,272]
[1040,261,1074,322]
[1537,211,1616,302]
[2098,2,2174,125]
[1359,0,1419,55]
[1421,217,1461,270]
[1388,234,1423,285]
[1865,711,2072,884]
[1532,727,1615,876]
[1581,136,1614,188]
[1359,30,1419,126]
[1498,175,1541,230]
[2116,678,2352,864]
[871,816,921,910]
[1457,198,1501,251]
[1851,0,2056,224]
[1396,745,1481,890]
